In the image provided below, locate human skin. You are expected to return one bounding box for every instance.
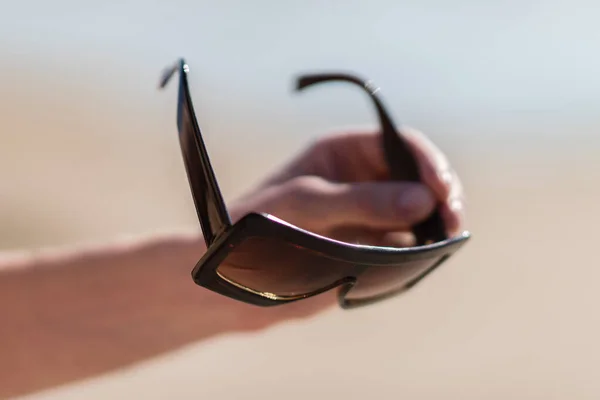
[0,128,465,398]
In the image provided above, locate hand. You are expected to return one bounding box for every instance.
[225,127,466,328]
[0,127,466,396]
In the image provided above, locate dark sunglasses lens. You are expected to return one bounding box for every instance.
[216,236,354,299]
[344,257,445,301]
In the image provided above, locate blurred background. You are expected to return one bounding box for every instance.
[2,0,600,399]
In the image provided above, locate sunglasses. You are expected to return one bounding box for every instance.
[159,58,471,309]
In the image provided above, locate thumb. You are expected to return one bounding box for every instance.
[282,177,436,232]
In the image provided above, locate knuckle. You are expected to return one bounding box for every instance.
[306,135,333,157]
[402,125,448,166]
[286,176,325,195]
[280,176,338,229]
[398,125,426,144]
[282,176,332,209]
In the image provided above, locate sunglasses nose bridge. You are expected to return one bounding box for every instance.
[336,280,355,302]
[348,263,369,277]
[334,263,368,292]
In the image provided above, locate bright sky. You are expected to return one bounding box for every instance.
[2,0,599,141]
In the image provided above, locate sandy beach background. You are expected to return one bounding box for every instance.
[2,1,600,399]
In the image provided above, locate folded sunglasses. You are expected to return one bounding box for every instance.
[159,58,470,309]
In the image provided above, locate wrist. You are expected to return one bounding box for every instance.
[154,231,259,332]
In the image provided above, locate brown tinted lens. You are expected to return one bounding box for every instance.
[345,257,444,301]
[216,236,354,299]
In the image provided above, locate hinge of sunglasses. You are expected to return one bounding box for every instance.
[205,224,233,247]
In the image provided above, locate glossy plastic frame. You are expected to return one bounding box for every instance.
[295,73,448,245]
[159,59,470,309]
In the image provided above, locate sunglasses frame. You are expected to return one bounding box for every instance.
[160,58,470,309]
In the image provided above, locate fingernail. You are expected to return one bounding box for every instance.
[439,169,453,188]
[450,198,463,213]
[449,198,465,230]
[397,186,434,220]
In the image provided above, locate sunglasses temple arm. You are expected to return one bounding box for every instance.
[294,73,447,243]
[160,59,232,246]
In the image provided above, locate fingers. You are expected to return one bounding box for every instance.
[440,200,464,237]
[398,127,452,197]
[262,128,466,236]
[260,130,389,187]
[327,227,416,248]
[311,130,390,179]
[312,129,464,194]
[397,127,466,234]
[280,176,437,232]
[314,128,466,234]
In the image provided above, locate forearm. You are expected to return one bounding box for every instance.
[0,232,240,397]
